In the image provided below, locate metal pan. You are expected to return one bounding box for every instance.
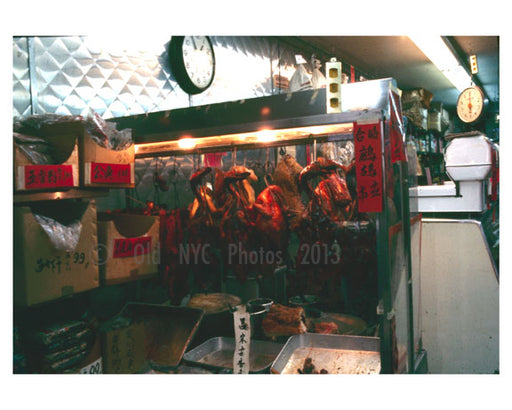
[270,333,381,374]
[183,336,283,373]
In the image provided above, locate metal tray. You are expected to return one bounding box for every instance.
[183,337,283,373]
[270,333,381,374]
[120,303,204,370]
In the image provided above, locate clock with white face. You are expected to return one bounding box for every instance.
[456,86,485,124]
[168,36,215,95]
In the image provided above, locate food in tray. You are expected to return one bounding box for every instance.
[297,357,328,374]
[281,347,381,374]
[261,303,307,337]
[313,322,339,335]
[198,349,276,371]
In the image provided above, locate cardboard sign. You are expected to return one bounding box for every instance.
[113,237,152,258]
[22,164,75,189]
[14,201,99,307]
[353,121,384,213]
[389,91,407,163]
[102,322,146,374]
[90,162,131,184]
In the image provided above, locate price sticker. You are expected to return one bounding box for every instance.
[79,357,102,374]
[113,237,152,258]
[90,162,131,184]
[21,164,75,190]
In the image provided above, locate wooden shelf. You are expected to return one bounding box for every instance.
[14,188,110,205]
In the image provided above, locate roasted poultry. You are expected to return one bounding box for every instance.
[272,154,305,230]
[295,157,355,298]
[218,169,259,283]
[188,167,223,291]
[251,184,289,277]
[160,208,190,304]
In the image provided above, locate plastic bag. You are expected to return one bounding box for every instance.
[13,132,56,165]
[33,214,82,252]
[289,64,312,93]
[13,114,81,136]
[14,109,133,154]
[311,57,326,89]
[81,108,133,151]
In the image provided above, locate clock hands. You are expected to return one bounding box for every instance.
[191,36,198,50]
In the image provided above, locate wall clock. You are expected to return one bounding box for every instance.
[168,36,216,95]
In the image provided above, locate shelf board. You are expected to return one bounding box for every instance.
[14,188,110,204]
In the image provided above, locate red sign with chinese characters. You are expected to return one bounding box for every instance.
[113,237,152,258]
[23,164,75,189]
[389,90,407,163]
[91,162,131,184]
[353,121,384,213]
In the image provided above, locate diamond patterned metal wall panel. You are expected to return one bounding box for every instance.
[12,35,310,212]
[13,37,31,118]
[25,36,190,119]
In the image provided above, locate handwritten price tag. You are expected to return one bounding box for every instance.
[22,164,75,189]
[90,162,131,184]
[113,237,152,258]
[233,305,251,374]
[354,121,384,213]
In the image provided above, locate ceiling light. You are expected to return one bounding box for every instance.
[409,36,472,92]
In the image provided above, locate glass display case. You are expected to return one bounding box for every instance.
[113,78,423,374]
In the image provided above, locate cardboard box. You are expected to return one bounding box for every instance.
[101,321,146,374]
[97,213,160,285]
[403,101,428,130]
[402,88,433,109]
[14,200,99,306]
[40,122,135,188]
[14,132,79,192]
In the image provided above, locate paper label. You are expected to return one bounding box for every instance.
[113,237,152,258]
[233,305,251,374]
[22,164,75,189]
[79,357,102,374]
[354,121,384,213]
[90,162,131,184]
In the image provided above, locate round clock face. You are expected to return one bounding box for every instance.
[456,86,485,124]
[169,36,215,95]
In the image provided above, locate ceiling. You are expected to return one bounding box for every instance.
[292,36,499,113]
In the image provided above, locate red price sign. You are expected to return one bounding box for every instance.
[113,237,152,258]
[353,121,384,213]
[90,162,131,184]
[389,90,406,163]
[23,164,75,189]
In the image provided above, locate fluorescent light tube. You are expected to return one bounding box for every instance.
[409,36,472,92]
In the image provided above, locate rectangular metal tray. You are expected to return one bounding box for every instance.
[120,303,204,370]
[270,333,381,374]
[183,337,284,373]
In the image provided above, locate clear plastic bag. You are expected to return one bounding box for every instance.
[310,57,326,89]
[33,213,82,252]
[13,110,133,158]
[81,108,133,151]
[289,64,312,93]
[13,132,56,165]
